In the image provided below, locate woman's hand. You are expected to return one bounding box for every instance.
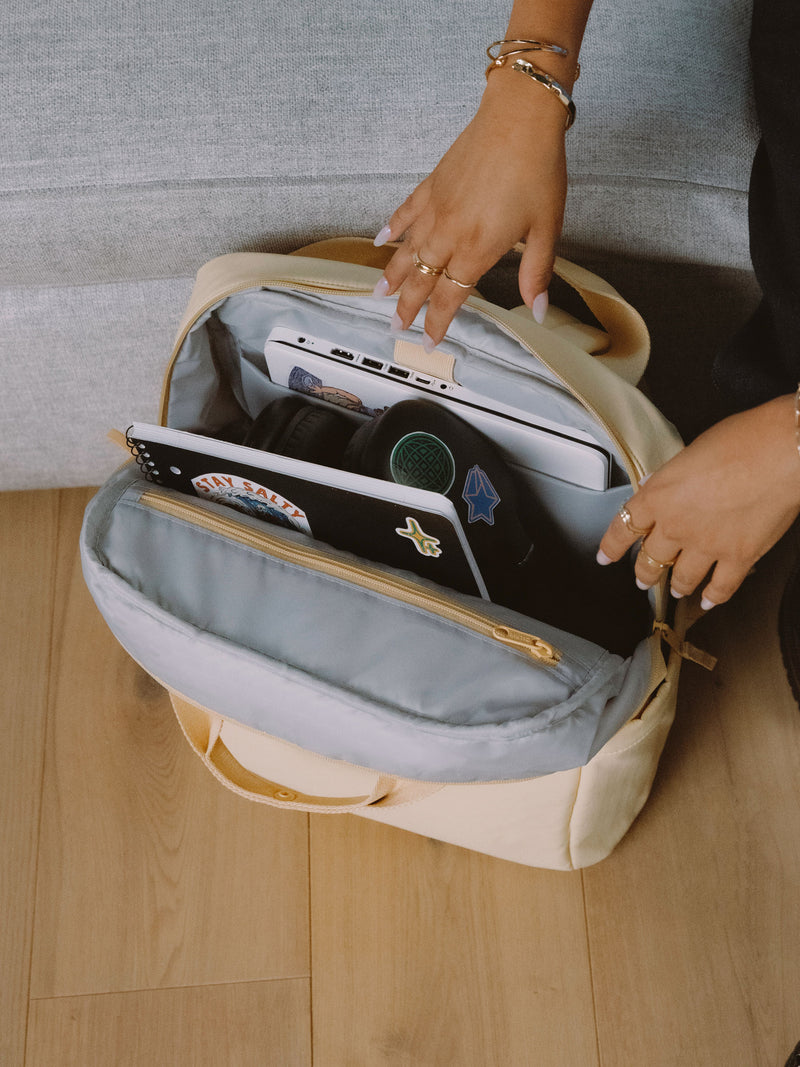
[372,71,570,351]
[597,394,800,609]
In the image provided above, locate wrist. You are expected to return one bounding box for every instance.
[481,62,573,132]
[752,392,800,497]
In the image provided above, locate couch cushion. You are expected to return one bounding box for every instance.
[3,0,757,285]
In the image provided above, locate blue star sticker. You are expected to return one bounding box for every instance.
[461,465,500,525]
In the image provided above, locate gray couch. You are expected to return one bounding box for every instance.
[2,0,759,491]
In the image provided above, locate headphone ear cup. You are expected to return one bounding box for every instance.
[244,396,357,467]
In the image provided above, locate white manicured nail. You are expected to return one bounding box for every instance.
[532,291,549,325]
[422,332,436,354]
[671,588,684,599]
[596,549,612,566]
[636,578,652,591]
[372,277,390,298]
[701,596,716,611]
[390,312,404,333]
[373,226,392,247]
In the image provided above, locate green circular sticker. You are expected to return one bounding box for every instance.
[389,432,456,494]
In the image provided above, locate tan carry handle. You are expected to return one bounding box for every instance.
[290,237,650,386]
[170,692,440,813]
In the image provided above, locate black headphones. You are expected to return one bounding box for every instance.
[244,395,357,465]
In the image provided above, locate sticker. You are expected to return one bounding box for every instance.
[395,516,443,557]
[389,433,456,494]
[462,465,500,525]
[288,366,386,417]
[192,473,311,534]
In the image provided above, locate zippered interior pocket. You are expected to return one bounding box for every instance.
[85,465,660,780]
[98,470,628,716]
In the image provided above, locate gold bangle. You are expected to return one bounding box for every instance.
[486,40,580,81]
[486,56,576,129]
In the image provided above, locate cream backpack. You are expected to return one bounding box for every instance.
[81,238,710,870]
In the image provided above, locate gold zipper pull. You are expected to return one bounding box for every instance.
[491,625,561,664]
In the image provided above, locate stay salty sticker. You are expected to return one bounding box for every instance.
[191,473,311,534]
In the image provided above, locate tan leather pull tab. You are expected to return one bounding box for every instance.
[107,428,130,452]
[393,339,457,382]
[653,621,717,671]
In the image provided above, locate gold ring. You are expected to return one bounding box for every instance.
[413,252,444,278]
[619,503,652,539]
[639,544,678,570]
[444,267,479,289]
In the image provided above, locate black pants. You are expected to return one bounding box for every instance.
[713,0,800,409]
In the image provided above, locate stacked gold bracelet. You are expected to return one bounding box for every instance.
[485,38,578,130]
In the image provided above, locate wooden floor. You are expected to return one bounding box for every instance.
[3,486,800,1067]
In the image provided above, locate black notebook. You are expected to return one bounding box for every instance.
[126,423,489,599]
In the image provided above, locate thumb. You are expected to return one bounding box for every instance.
[518,231,556,325]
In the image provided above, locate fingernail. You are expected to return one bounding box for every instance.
[374,225,392,247]
[390,312,404,333]
[372,277,390,298]
[701,596,716,611]
[596,549,612,566]
[671,588,684,599]
[422,332,436,354]
[532,291,549,325]
[636,578,652,591]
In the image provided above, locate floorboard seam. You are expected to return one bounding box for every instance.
[23,489,64,1067]
[581,869,604,1067]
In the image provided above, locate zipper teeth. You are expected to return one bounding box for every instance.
[139,488,561,665]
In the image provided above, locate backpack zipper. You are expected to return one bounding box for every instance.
[139,487,562,666]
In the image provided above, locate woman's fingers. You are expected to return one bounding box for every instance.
[376,184,431,247]
[519,225,560,322]
[699,558,757,609]
[597,499,653,563]
[667,551,716,599]
[377,224,488,345]
[633,534,682,590]
[382,234,449,333]
[422,244,495,344]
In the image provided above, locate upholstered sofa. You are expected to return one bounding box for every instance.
[2,0,758,491]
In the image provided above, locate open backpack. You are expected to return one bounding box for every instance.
[80,238,711,870]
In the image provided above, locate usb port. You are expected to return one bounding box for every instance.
[331,348,355,360]
[362,358,383,370]
[388,366,410,379]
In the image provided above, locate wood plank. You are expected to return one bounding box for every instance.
[310,817,599,1067]
[0,489,60,1067]
[584,533,800,1067]
[31,489,310,999]
[26,979,311,1067]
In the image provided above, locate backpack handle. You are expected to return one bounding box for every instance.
[290,238,650,386]
[169,692,438,813]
